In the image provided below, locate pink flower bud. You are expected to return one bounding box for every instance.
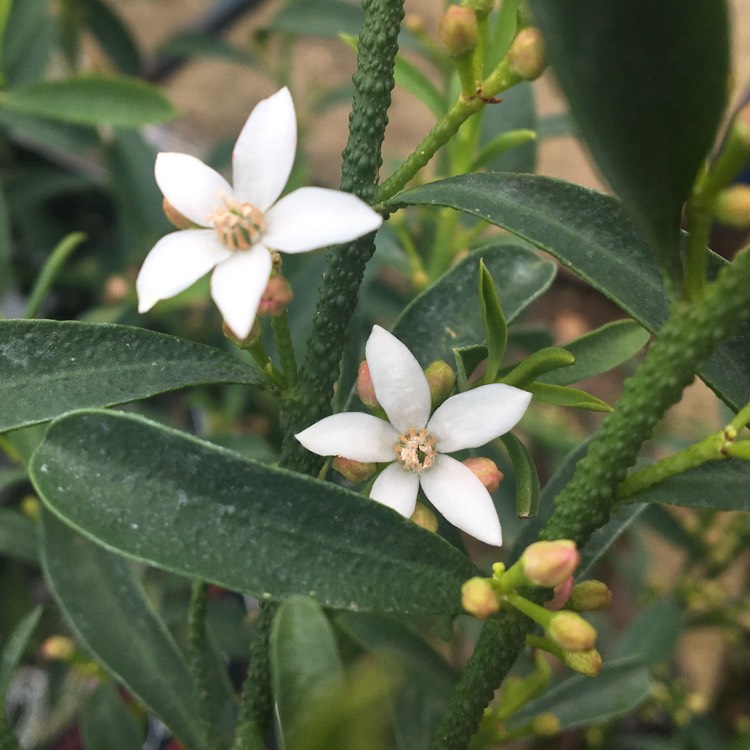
[568,579,613,611]
[258,275,293,317]
[544,575,574,611]
[332,456,376,483]
[562,648,602,676]
[547,611,597,652]
[356,361,380,409]
[461,577,500,619]
[425,360,456,407]
[439,6,477,57]
[521,540,580,587]
[462,457,503,493]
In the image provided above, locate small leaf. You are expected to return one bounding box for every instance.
[501,433,540,518]
[40,511,204,749]
[395,54,447,118]
[540,320,650,386]
[79,0,141,75]
[577,504,647,577]
[453,344,487,392]
[80,683,144,750]
[2,74,176,127]
[271,597,344,749]
[611,596,682,665]
[267,0,364,39]
[530,0,729,277]
[527,382,612,412]
[0,320,264,433]
[0,509,38,564]
[0,606,42,705]
[31,410,476,615]
[499,347,575,389]
[478,260,507,383]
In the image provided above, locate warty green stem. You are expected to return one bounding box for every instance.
[271,311,298,388]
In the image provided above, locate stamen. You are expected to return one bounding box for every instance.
[211,195,266,251]
[394,427,437,473]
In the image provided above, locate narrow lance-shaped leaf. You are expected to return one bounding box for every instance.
[0,607,42,705]
[80,683,144,750]
[32,410,476,615]
[527,382,612,413]
[530,0,729,280]
[500,433,540,519]
[478,260,507,384]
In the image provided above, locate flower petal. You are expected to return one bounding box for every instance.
[232,87,296,211]
[263,187,383,253]
[210,245,272,339]
[136,230,231,312]
[420,455,502,546]
[428,384,532,453]
[295,413,399,462]
[365,325,431,433]
[155,153,231,227]
[370,462,419,517]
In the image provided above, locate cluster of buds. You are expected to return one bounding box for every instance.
[461,539,612,676]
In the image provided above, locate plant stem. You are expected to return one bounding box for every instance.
[271,311,297,388]
[188,580,217,750]
[430,247,750,750]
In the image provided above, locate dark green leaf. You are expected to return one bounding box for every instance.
[393,241,555,366]
[80,683,144,750]
[267,0,364,39]
[540,320,650,386]
[3,0,53,87]
[80,0,141,75]
[32,411,476,614]
[41,512,203,748]
[0,607,42,704]
[0,320,264,433]
[611,596,683,665]
[0,185,13,297]
[577,504,647,577]
[0,509,38,564]
[2,75,176,127]
[510,658,651,730]
[272,596,344,749]
[527,382,612,412]
[499,347,575,389]
[158,32,256,66]
[0,108,98,154]
[478,260,507,383]
[530,0,729,276]
[501,433,539,518]
[453,344,487,392]
[388,174,750,410]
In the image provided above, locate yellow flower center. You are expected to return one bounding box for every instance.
[211,195,266,251]
[394,427,437,473]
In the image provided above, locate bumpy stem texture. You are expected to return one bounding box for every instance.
[279,0,404,473]
[431,248,750,750]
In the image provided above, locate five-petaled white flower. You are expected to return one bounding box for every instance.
[136,87,383,339]
[296,326,532,546]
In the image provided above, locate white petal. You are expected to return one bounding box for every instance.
[370,462,419,517]
[232,87,296,211]
[136,230,231,312]
[428,384,532,453]
[263,188,383,254]
[295,413,398,462]
[210,245,272,339]
[420,455,502,546]
[365,325,431,432]
[155,153,231,227]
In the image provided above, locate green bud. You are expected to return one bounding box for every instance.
[568,579,613,611]
[546,611,597,651]
[425,360,456,407]
[332,456,376,483]
[532,713,561,737]
[461,0,494,16]
[410,501,439,533]
[508,27,546,81]
[715,185,750,229]
[562,648,602,676]
[462,577,500,619]
[439,6,477,57]
[521,540,580,587]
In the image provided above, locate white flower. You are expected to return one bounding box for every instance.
[295,325,532,546]
[136,87,383,339]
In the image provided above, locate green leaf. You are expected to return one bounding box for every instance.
[158,32,256,66]
[2,74,176,127]
[0,184,12,297]
[392,241,556,366]
[527,382,612,412]
[529,0,729,277]
[388,173,750,410]
[0,320,264,433]
[267,0,364,39]
[32,410,476,615]
[577,503,647,577]
[80,0,141,75]
[453,344,487,392]
[623,458,750,511]
[540,320,650,386]
[499,347,575,389]
[510,658,651,730]
[500,433,540,518]
[478,260,507,383]
[3,0,53,87]
[40,511,204,749]
[0,108,98,154]
[0,509,38,564]
[395,54,446,119]
[611,596,682,665]
[271,596,344,749]
[80,683,144,750]
[0,606,42,704]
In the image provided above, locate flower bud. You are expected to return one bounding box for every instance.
[461,577,500,619]
[508,27,546,81]
[425,360,456,407]
[439,6,477,57]
[20,495,40,521]
[332,456,376,483]
[521,540,580,587]
[410,501,439,533]
[462,457,503,493]
[568,579,612,611]
[258,275,294,317]
[714,185,750,229]
[461,0,494,16]
[356,361,380,409]
[162,198,196,230]
[102,274,130,304]
[562,648,602,677]
[40,635,76,661]
[532,713,561,737]
[223,318,262,348]
[544,575,574,611]
[546,611,597,652]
